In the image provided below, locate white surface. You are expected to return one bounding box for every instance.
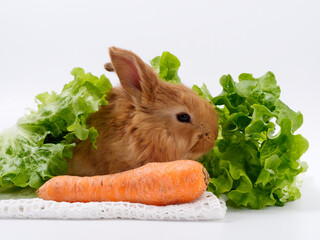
[0,0,319,239]
[0,177,319,240]
[0,192,226,221]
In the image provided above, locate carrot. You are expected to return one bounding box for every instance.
[37,160,209,206]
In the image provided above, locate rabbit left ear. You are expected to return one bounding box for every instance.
[104,62,114,72]
[109,47,159,100]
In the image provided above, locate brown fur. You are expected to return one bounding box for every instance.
[67,47,218,176]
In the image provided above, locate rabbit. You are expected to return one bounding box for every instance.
[67,47,219,176]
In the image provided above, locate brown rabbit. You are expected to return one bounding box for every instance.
[67,47,218,176]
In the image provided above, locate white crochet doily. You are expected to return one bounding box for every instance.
[0,191,226,221]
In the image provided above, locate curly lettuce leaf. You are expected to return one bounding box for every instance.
[150,51,181,84]
[0,68,112,190]
[195,72,308,209]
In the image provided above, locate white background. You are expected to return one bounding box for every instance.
[0,0,319,239]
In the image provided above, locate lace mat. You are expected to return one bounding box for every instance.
[0,191,226,221]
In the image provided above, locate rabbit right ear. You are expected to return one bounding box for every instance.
[109,47,159,101]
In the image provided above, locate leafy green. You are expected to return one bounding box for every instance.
[0,186,38,200]
[150,51,181,84]
[0,68,112,190]
[194,72,309,209]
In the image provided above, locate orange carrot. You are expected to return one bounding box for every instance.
[37,160,209,206]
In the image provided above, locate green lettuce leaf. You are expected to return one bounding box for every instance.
[0,68,112,190]
[195,72,309,209]
[150,51,181,84]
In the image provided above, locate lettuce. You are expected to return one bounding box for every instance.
[154,52,309,209]
[194,73,309,209]
[150,51,181,84]
[0,68,112,190]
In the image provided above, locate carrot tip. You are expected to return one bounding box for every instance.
[202,166,210,187]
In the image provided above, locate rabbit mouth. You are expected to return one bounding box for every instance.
[190,136,202,151]
[187,133,215,158]
[184,145,204,160]
[186,136,204,158]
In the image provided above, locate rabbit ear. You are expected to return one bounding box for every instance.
[104,62,114,72]
[109,47,159,100]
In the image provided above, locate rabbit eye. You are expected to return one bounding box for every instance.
[176,113,191,123]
